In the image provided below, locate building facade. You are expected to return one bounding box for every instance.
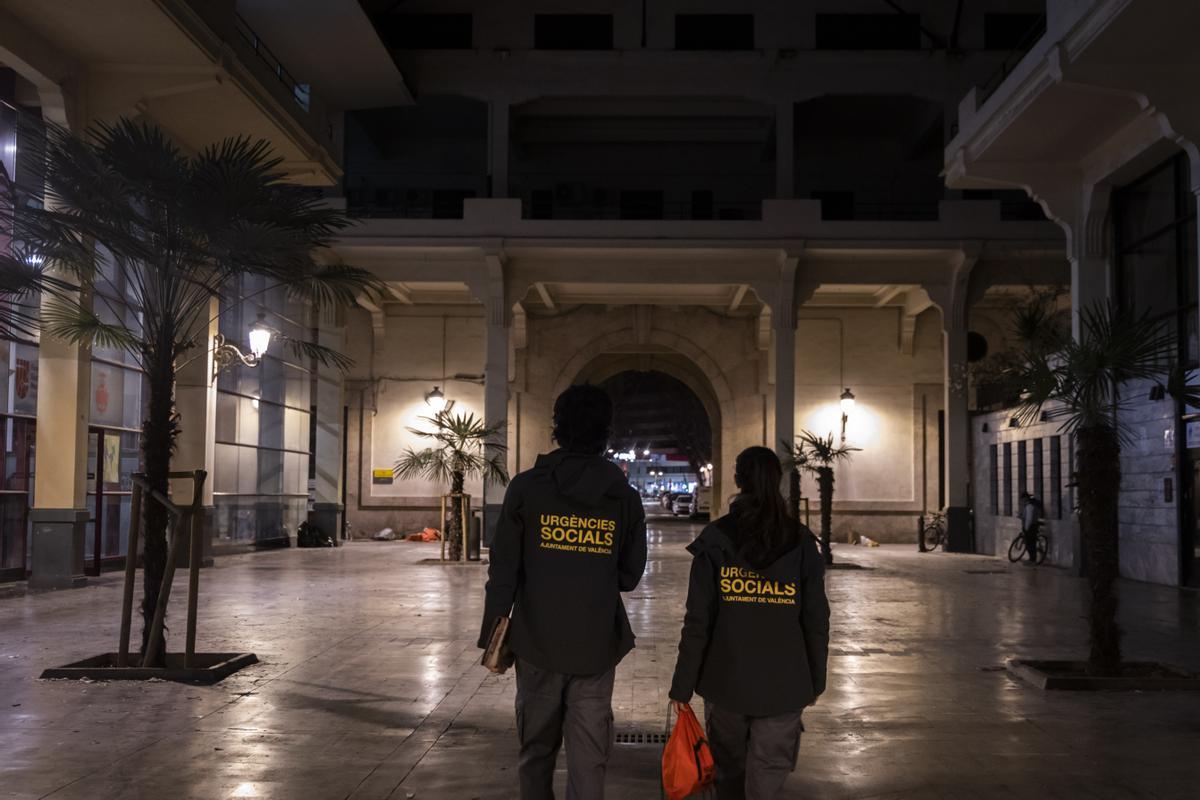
[946,0,1200,587]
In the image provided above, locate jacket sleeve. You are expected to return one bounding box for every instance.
[799,534,831,696]
[669,551,716,703]
[477,482,524,648]
[617,489,648,592]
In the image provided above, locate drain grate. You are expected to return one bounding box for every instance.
[965,569,1009,574]
[615,731,667,746]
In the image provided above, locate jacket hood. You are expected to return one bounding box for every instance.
[534,449,630,507]
[687,511,806,581]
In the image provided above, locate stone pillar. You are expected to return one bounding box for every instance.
[30,287,90,589]
[772,256,799,467]
[489,99,510,199]
[170,297,218,565]
[311,307,346,544]
[942,323,972,552]
[483,307,510,548]
[775,101,795,199]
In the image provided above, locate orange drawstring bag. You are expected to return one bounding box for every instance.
[662,703,715,800]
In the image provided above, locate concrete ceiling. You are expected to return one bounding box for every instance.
[235,0,411,109]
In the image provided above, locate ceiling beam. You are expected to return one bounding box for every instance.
[534,281,556,311]
[873,284,909,307]
[728,284,750,312]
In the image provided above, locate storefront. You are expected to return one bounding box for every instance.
[213,277,313,548]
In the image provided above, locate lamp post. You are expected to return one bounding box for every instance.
[425,386,447,411]
[839,387,856,442]
[212,312,274,380]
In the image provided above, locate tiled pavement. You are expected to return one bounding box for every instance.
[2,509,1199,799]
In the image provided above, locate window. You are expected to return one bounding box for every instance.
[1114,154,1199,364]
[989,444,999,515]
[530,190,553,220]
[815,14,921,50]
[379,14,472,49]
[535,14,613,50]
[1032,438,1044,504]
[619,190,663,220]
[983,14,1044,50]
[1002,442,1013,516]
[1050,435,1063,519]
[675,14,754,51]
[812,190,854,221]
[1017,440,1027,498]
[690,190,714,220]
[431,189,475,219]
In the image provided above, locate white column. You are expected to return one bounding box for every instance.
[940,315,976,552]
[489,99,510,198]
[311,307,346,544]
[483,310,510,546]
[170,297,218,561]
[30,286,91,588]
[775,101,795,199]
[774,315,796,462]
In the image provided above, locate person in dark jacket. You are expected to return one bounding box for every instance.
[480,384,648,800]
[669,446,830,800]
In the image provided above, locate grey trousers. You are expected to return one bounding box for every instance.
[704,703,804,800]
[515,659,616,800]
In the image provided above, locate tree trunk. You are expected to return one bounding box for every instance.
[817,466,834,565]
[1076,425,1122,675]
[446,471,466,561]
[139,344,178,666]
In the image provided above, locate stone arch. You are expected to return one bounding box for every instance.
[550,327,737,512]
[551,329,735,406]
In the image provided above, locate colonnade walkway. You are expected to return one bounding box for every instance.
[2,512,1199,799]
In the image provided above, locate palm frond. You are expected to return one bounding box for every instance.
[40,299,142,354]
[396,410,510,487]
[278,334,354,372]
[795,430,860,470]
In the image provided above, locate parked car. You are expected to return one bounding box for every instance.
[660,492,677,509]
[672,494,694,516]
[694,487,712,518]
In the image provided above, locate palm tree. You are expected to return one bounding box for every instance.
[793,431,860,565]
[14,118,380,665]
[394,409,509,561]
[1011,300,1192,676]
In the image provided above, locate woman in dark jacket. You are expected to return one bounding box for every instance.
[669,446,830,799]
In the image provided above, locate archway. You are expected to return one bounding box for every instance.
[566,352,725,515]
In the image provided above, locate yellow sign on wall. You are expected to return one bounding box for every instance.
[372,468,394,485]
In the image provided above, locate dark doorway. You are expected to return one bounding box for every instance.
[599,371,714,517]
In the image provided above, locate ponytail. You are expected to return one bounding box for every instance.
[732,446,798,563]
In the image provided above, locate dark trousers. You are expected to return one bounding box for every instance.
[705,703,803,800]
[1023,523,1040,562]
[515,659,616,800]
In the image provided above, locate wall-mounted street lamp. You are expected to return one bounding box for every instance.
[839,387,856,442]
[212,312,274,380]
[424,385,447,411]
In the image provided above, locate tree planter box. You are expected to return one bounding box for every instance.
[41,652,258,685]
[1007,659,1200,691]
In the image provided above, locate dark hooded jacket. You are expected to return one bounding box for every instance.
[479,450,648,675]
[669,506,830,716]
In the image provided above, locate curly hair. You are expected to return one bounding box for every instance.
[552,384,613,455]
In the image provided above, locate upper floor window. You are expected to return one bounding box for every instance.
[815,14,921,50]
[379,14,472,49]
[535,14,613,50]
[983,13,1044,51]
[1114,154,1199,364]
[674,14,754,51]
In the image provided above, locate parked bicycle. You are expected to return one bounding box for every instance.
[1007,527,1048,564]
[921,510,947,551]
